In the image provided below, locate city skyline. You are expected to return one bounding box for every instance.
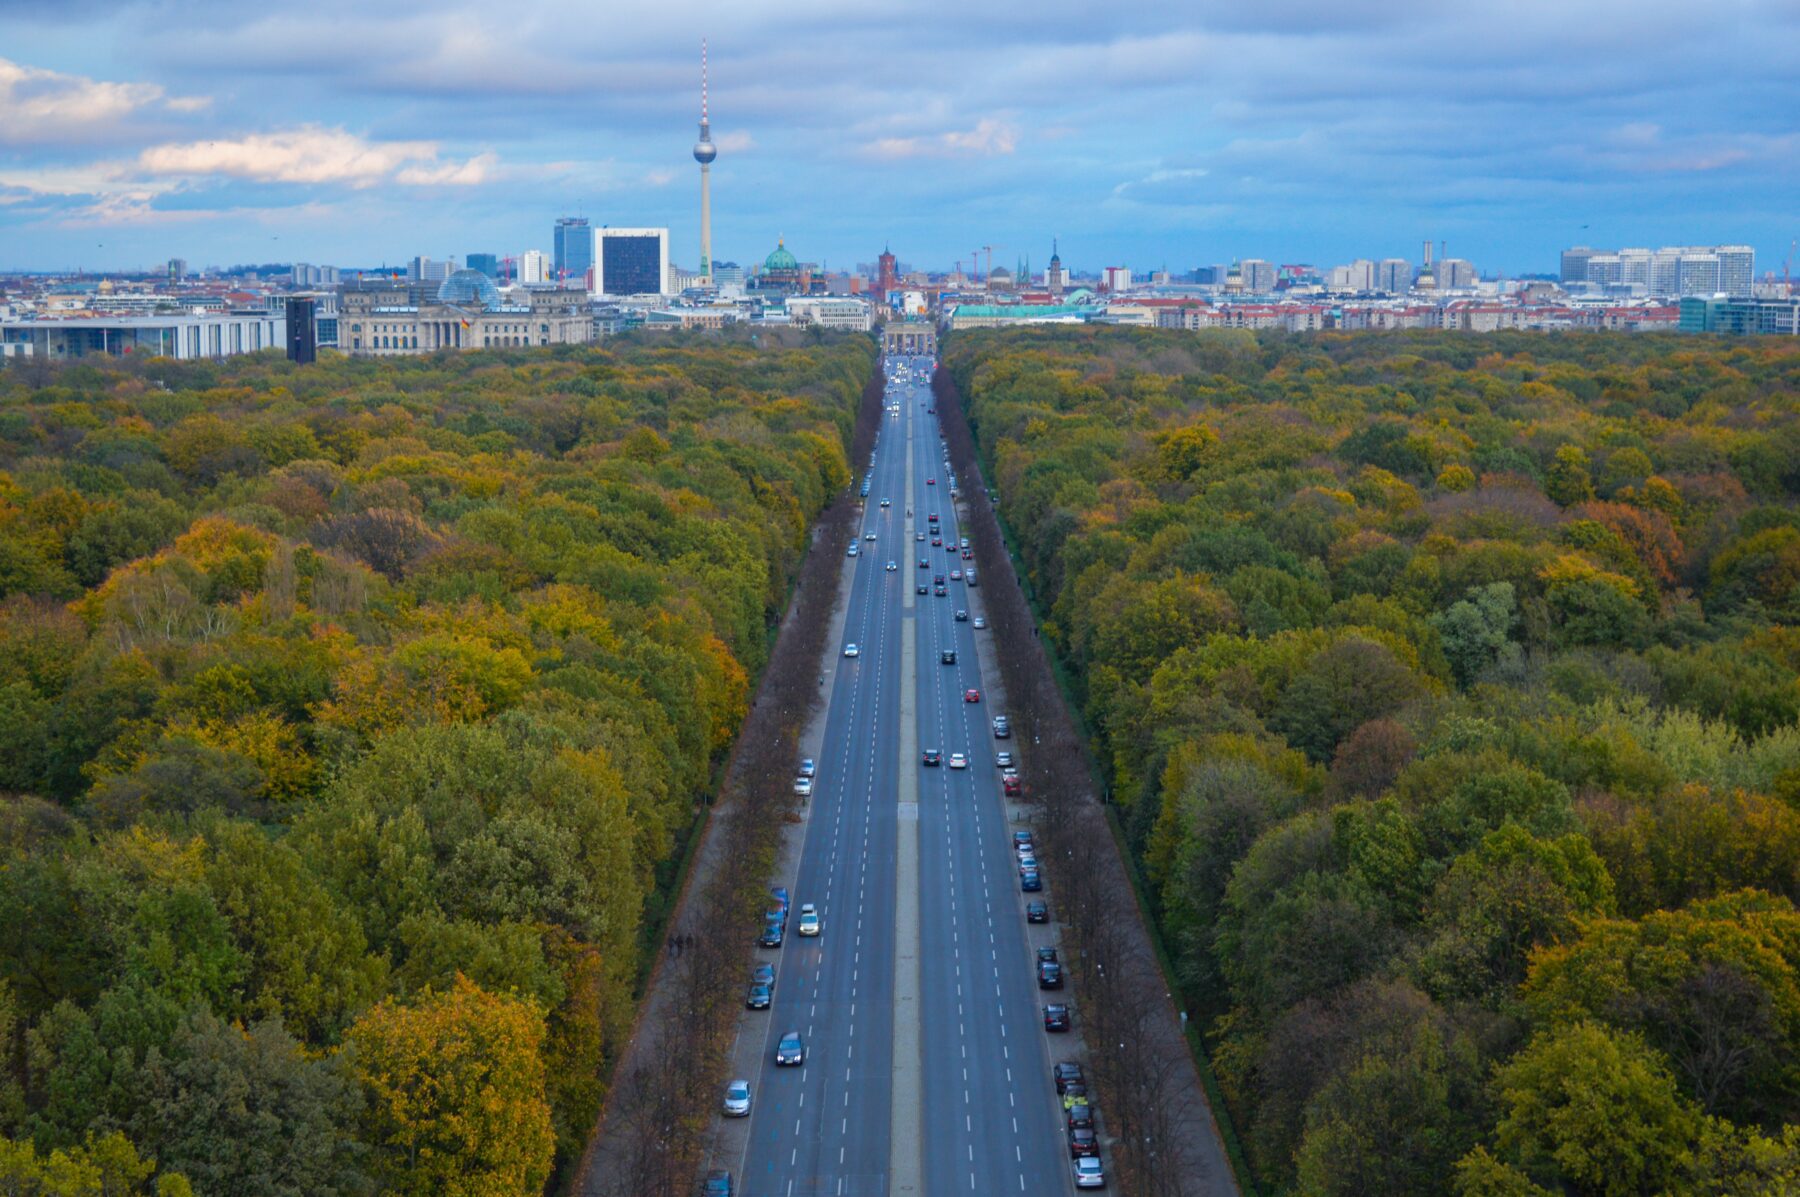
[2,2,1797,276]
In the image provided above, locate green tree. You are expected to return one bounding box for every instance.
[1545,444,1596,508]
[1432,582,1519,687]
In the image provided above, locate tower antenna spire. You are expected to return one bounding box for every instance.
[692,38,716,283]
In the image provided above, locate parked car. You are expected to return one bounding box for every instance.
[1003,774,1022,796]
[1073,1156,1104,1189]
[794,776,813,797]
[1054,1062,1085,1093]
[796,760,815,779]
[723,1079,752,1117]
[704,1169,735,1196]
[1069,1127,1099,1158]
[1044,1003,1070,1032]
[1067,1101,1094,1130]
[1026,900,1049,923]
[1013,831,1034,852]
[752,962,776,989]
[1038,946,1059,964]
[846,545,858,557]
[1038,960,1064,989]
[745,982,771,1009]
[1021,869,1042,892]
[759,917,784,948]
[997,751,1015,768]
[973,616,986,628]
[993,715,1010,737]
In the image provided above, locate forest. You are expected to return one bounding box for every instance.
[0,335,873,1194]
[945,327,1800,1196]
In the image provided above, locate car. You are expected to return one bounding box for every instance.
[941,648,957,664]
[917,584,929,595]
[1021,869,1042,892]
[759,917,784,947]
[931,536,943,547]
[770,887,789,913]
[962,549,974,561]
[1014,830,1034,850]
[1067,1101,1094,1130]
[1038,946,1059,964]
[927,477,935,485]
[1055,1062,1085,1093]
[1019,847,1037,867]
[933,574,946,585]
[745,982,772,1009]
[961,538,971,550]
[1004,775,1022,796]
[950,569,962,581]
[845,544,859,557]
[919,558,930,569]
[1070,1127,1099,1158]
[965,568,978,585]
[797,903,821,936]
[797,759,815,779]
[886,560,898,571]
[923,748,942,767]
[916,532,926,541]
[1027,899,1049,923]
[1039,960,1063,989]
[955,609,968,621]
[704,1168,735,1197]
[775,1031,805,1066]
[993,715,1010,738]
[997,751,1015,768]
[880,498,891,507]
[752,962,776,989]
[934,585,947,596]
[724,1079,752,1117]
[928,513,939,524]
[1044,1003,1070,1032]
[1073,1156,1105,1189]
[948,752,968,769]
[964,688,981,703]
[864,531,877,541]
[794,776,813,797]
[843,643,858,658]
[973,615,987,629]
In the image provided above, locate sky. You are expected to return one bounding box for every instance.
[1,0,1797,278]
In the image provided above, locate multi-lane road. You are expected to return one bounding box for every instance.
[729,356,1081,1195]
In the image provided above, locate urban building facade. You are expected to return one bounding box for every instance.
[1564,244,1754,295]
[1,310,286,360]
[338,278,593,355]
[595,227,670,296]
[554,217,594,289]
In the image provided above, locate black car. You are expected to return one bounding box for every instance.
[919,558,930,569]
[1069,1127,1098,1159]
[1066,1101,1093,1130]
[1026,900,1049,923]
[746,982,772,1009]
[955,609,968,621]
[759,917,784,948]
[1037,946,1059,964]
[941,648,957,665]
[934,585,947,596]
[933,574,946,585]
[1038,960,1063,989]
[1054,1062,1085,1094]
[917,583,929,595]
[1044,1003,1070,1032]
[923,748,942,767]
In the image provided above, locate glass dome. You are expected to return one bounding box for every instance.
[437,268,502,310]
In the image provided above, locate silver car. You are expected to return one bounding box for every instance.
[723,1079,751,1117]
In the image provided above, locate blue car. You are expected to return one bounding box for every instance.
[1021,869,1043,893]
[775,1031,805,1066]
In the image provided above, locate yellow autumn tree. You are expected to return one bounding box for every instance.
[344,974,555,1197]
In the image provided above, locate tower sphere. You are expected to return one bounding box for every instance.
[694,139,716,164]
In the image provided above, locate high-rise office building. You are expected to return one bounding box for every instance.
[1716,246,1755,296]
[1102,266,1133,292]
[466,253,499,279]
[1240,259,1276,292]
[1439,259,1477,289]
[554,218,594,289]
[595,227,670,296]
[409,256,453,283]
[1560,247,1597,284]
[1562,243,1754,295]
[520,250,549,285]
[285,296,317,365]
[1376,258,1413,292]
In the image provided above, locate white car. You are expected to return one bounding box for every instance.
[846,545,859,557]
[996,751,1014,768]
[844,643,859,658]
[973,616,986,629]
[886,561,898,572]
[948,752,968,769]
[1074,1156,1104,1188]
[864,531,877,541]
[794,776,813,797]
[797,903,821,936]
[723,1079,751,1117]
[880,498,891,507]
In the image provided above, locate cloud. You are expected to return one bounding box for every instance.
[138,126,493,188]
[868,118,1018,160]
[0,56,184,145]
[714,130,755,152]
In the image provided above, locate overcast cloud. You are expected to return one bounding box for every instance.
[0,0,1794,275]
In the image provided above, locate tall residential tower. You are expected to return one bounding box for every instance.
[692,40,716,284]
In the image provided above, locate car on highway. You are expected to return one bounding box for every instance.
[917,583,929,595]
[797,759,815,779]
[950,569,962,581]
[864,531,876,541]
[1021,869,1042,892]
[704,1168,735,1196]
[927,477,935,485]
[794,776,813,797]
[845,544,858,557]
[1044,1003,1070,1032]
[933,574,946,585]
[1004,774,1022,796]
[992,715,1010,737]
[759,917,784,948]
[934,585,947,597]
[948,752,968,769]
[973,615,986,628]
[745,982,771,1009]
[880,498,891,507]
[843,643,858,658]
[886,561,897,572]
[1054,1062,1085,1093]
[918,557,929,569]
[916,532,926,541]
[1070,1127,1099,1158]
[775,1031,805,1066]
[955,609,968,621]
[1027,899,1049,923]
[928,512,939,524]
[1073,1156,1105,1189]
[930,536,942,547]
[1038,960,1063,989]
[941,648,957,664]
[997,751,1014,768]
[724,1079,752,1117]
[964,688,981,702]
[797,904,821,937]
[923,748,942,766]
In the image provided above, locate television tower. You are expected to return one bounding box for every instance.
[693,39,717,284]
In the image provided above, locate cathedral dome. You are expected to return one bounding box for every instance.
[764,239,798,273]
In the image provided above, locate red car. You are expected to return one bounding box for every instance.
[964,688,981,703]
[1004,775,1022,796]
[927,478,935,485]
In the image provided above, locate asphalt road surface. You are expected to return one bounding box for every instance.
[735,357,1079,1196]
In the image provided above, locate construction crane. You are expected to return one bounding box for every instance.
[981,245,996,286]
